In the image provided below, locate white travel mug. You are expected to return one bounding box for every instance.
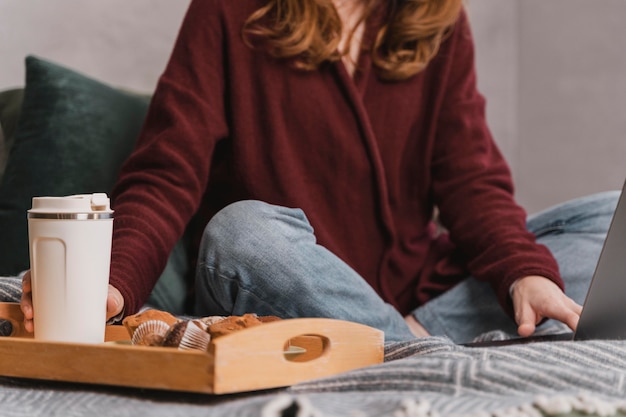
[27,193,114,344]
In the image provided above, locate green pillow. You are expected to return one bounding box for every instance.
[0,55,149,275]
[0,123,4,180]
[0,88,24,142]
[0,88,24,183]
[0,56,190,314]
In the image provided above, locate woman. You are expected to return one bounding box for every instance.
[20,0,617,342]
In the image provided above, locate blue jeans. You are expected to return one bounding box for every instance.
[194,191,620,342]
[413,191,620,342]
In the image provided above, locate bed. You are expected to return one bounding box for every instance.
[0,324,625,417]
[1,56,626,417]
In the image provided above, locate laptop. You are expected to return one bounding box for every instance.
[466,180,626,347]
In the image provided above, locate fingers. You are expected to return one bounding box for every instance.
[530,293,581,332]
[20,272,125,333]
[106,285,125,321]
[512,275,583,337]
[19,271,34,333]
[516,304,539,338]
[546,297,581,332]
[21,271,32,294]
[404,314,430,337]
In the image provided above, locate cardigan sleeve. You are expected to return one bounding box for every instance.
[109,0,229,315]
[430,11,563,315]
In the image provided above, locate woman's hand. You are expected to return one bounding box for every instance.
[106,285,125,321]
[19,271,35,333]
[20,271,125,333]
[510,275,582,337]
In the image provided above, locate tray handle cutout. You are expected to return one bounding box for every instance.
[210,317,384,393]
[284,334,328,362]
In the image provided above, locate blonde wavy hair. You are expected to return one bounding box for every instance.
[242,0,464,81]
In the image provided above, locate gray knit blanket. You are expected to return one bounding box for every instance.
[1,335,626,416]
[2,275,626,417]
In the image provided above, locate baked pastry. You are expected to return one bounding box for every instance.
[257,315,282,324]
[123,309,179,336]
[124,310,282,350]
[197,315,227,327]
[208,313,282,338]
[162,320,211,351]
[131,320,170,346]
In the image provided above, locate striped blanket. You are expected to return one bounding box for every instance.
[1,336,626,416]
[286,337,626,417]
[2,275,626,417]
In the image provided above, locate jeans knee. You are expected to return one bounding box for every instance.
[593,190,621,213]
[199,200,312,266]
[201,200,268,254]
[528,190,621,236]
[205,200,267,233]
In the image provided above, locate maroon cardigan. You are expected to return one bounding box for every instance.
[110,0,562,317]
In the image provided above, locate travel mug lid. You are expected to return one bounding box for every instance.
[28,193,114,220]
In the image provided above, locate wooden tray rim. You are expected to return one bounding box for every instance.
[0,302,384,394]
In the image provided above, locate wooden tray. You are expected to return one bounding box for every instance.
[0,302,384,394]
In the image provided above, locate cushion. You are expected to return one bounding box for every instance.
[0,55,150,275]
[0,56,190,315]
[0,88,24,142]
[0,122,4,180]
[0,88,24,183]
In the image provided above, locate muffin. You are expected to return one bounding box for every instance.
[123,309,283,350]
[162,319,211,351]
[123,309,179,337]
[131,320,171,346]
[208,313,281,338]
